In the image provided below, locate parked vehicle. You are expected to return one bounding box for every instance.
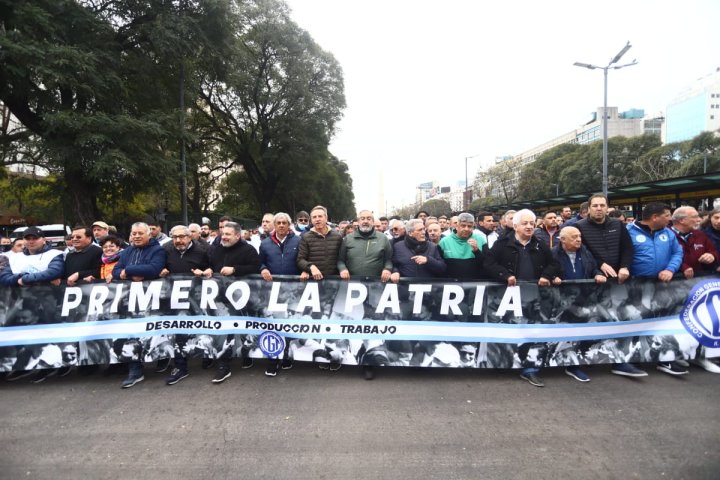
[10,224,72,249]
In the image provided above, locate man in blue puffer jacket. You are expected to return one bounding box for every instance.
[112,222,168,389]
[626,202,685,377]
[259,212,301,377]
[626,203,682,280]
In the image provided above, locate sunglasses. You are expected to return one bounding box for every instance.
[297,219,309,223]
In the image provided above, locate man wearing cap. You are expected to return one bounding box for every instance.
[92,221,110,244]
[0,226,66,382]
[0,227,65,287]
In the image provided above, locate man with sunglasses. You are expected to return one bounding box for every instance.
[293,211,311,234]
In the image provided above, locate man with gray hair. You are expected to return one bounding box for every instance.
[160,225,213,385]
[260,212,301,377]
[670,205,720,373]
[112,222,168,388]
[438,212,487,279]
[188,223,208,246]
[484,209,560,387]
[387,218,406,243]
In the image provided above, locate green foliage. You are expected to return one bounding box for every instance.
[0,170,63,223]
[0,0,353,225]
[420,199,452,217]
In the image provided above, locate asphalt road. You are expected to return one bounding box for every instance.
[1,361,719,480]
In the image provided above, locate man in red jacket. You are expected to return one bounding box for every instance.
[670,206,720,374]
[671,206,719,279]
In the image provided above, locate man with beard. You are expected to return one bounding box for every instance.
[484,209,560,387]
[210,215,233,248]
[338,210,393,281]
[438,212,487,280]
[208,221,261,383]
[200,222,212,242]
[338,209,393,380]
[112,222,168,388]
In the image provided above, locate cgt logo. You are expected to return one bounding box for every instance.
[258,331,285,357]
[681,281,720,348]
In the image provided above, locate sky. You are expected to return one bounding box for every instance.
[284,0,720,216]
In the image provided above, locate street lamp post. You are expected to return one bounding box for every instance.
[574,42,638,197]
[464,154,482,210]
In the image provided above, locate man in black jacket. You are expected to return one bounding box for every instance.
[160,225,213,385]
[65,226,102,287]
[484,209,560,388]
[208,221,261,384]
[575,193,646,378]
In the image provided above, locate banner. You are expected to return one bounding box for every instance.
[0,275,718,372]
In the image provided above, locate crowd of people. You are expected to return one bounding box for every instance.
[1,195,720,389]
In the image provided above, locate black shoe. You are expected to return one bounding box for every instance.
[520,372,545,387]
[241,357,254,369]
[363,366,375,380]
[57,366,73,377]
[281,358,294,370]
[31,369,59,384]
[212,368,231,384]
[656,362,688,376]
[201,358,215,370]
[265,361,279,377]
[6,370,34,382]
[155,358,171,373]
[165,368,189,385]
[121,373,144,388]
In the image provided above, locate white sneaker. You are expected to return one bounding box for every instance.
[692,358,720,373]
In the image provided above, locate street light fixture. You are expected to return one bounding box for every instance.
[465,154,482,210]
[574,41,638,197]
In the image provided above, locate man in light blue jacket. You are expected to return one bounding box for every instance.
[626,202,685,376]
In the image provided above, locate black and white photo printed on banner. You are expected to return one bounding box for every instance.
[0,275,718,372]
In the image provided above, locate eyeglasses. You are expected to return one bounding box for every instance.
[297,219,309,223]
[171,235,189,239]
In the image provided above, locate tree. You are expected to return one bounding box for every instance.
[0,0,234,223]
[420,199,452,217]
[196,0,347,214]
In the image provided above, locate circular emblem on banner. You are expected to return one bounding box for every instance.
[659,233,668,242]
[680,280,720,348]
[635,234,646,243]
[258,331,285,357]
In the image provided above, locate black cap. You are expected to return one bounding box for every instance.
[23,227,44,238]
